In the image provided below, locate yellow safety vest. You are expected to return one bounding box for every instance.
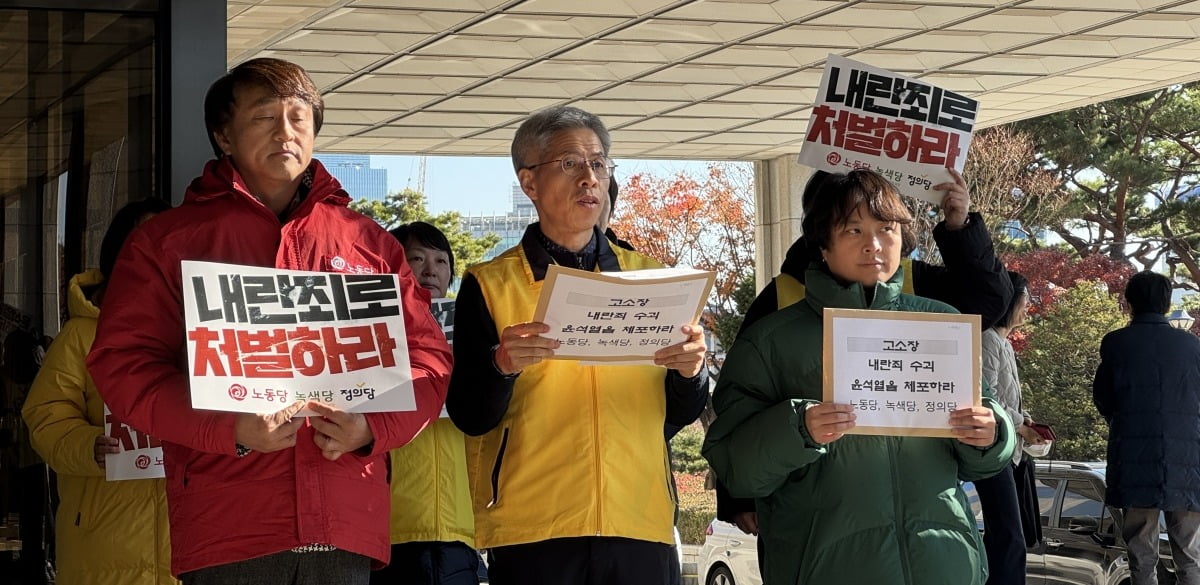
[464,244,676,549]
[387,418,475,546]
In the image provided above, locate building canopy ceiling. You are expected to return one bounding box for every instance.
[229,0,1200,160]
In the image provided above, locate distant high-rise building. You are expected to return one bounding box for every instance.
[316,153,388,202]
[463,182,539,261]
[511,182,535,216]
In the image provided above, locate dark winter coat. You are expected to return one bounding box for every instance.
[1093,313,1200,511]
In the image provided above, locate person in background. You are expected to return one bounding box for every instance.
[1094,271,1200,585]
[703,168,1013,585]
[23,197,174,585]
[716,168,1015,539]
[975,270,1047,585]
[373,221,486,585]
[599,174,634,251]
[446,105,708,585]
[2,326,52,585]
[85,58,452,584]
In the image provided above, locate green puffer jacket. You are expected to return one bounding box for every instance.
[703,266,1014,585]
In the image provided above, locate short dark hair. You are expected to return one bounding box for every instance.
[1125,270,1171,315]
[100,198,171,281]
[801,170,917,256]
[511,106,611,172]
[800,169,913,260]
[801,170,832,214]
[608,173,619,210]
[389,221,455,279]
[203,58,325,158]
[1003,271,1029,328]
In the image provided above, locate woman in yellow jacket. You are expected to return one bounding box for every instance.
[22,198,172,585]
[372,222,485,585]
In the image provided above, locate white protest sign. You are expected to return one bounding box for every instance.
[431,298,455,345]
[822,309,980,438]
[182,261,414,415]
[799,54,978,205]
[533,266,715,363]
[103,404,165,481]
[431,297,454,418]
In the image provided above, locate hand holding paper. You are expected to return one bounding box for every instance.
[234,401,306,453]
[949,406,996,448]
[933,168,970,230]
[805,402,857,445]
[94,435,120,468]
[308,401,374,461]
[653,324,707,377]
[495,322,560,375]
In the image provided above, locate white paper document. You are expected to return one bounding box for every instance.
[823,308,981,438]
[533,265,715,363]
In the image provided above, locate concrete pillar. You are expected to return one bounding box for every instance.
[752,155,814,291]
[165,0,226,204]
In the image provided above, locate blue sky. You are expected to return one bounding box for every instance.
[369,155,726,216]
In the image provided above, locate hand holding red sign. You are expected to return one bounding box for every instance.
[234,401,306,453]
[307,401,374,461]
[94,435,120,468]
[949,406,997,447]
[933,168,971,230]
[653,324,707,378]
[932,168,971,231]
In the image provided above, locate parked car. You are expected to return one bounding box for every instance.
[963,461,1177,585]
[1003,460,1177,585]
[698,518,761,585]
[700,461,1180,585]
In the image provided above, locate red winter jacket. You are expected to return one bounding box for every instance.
[86,157,452,576]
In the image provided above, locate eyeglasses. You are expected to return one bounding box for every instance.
[524,155,617,179]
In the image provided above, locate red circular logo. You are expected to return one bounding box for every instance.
[135,455,151,470]
[228,384,248,401]
[826,152,842,165]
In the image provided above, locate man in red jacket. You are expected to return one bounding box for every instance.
[86,58,452,585]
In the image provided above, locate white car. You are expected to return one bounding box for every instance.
[698,519,762,585]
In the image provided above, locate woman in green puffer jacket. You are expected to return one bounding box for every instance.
[702,169,1014,585]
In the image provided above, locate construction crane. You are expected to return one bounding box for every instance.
[417,155,427,194]
[404,155,428,194]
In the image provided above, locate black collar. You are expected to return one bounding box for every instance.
[521,222,622,281]
[1132,313,1169,325]
[277,166,314,223]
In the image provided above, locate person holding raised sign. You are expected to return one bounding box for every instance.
[85,58,452,584]
[702,169,1014,585]
[445,106,709,585]
[22,198,174,585]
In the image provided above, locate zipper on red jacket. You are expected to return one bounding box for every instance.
[591,367,602,535]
